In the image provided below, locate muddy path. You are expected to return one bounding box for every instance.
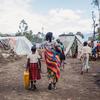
[0,57,100,100]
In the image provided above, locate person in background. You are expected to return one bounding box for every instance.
[97,41,100,58]
[92,41,97,60]
[26,45,41,91]
[44,32,60,90]
[81,41,91,74]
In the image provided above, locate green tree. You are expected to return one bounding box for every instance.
[15,31,22,36]
[92,0,99,8]
[19,19,28,34]
[23,30,34,42]
[32,32,45,43]
[92,0,100,23]
[68,32,74,35]
[16,20,34,42]
[16,20,46,43]
[0,32,3,36]
[97,34,100,40]
[92,0,100,40]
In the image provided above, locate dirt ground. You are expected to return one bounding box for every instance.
[0,57,100,100]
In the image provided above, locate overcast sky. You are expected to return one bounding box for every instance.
[0,0,97,36]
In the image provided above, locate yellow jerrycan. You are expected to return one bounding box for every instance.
[23,70,30,89]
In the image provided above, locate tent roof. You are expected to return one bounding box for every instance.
[59,34,83,44]
[59,34,83,55]
[0,36,33,55]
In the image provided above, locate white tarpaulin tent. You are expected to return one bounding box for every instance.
[0,36,32,55]
[59,34,83,57]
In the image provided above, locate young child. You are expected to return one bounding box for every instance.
[26,45,41,90]
[81,41,91,74]
[56,39,65,70]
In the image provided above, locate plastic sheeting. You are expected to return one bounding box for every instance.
[15,37,32,55]
[59,36,75,55]
[59,35,83,56]
[0,36,33,55]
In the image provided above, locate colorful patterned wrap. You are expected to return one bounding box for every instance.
[44,47,60,80]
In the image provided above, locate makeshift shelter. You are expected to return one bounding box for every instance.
[0,36,32,55]
[59,34,83,57]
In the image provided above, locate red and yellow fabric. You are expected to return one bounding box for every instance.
[44,47,60,79]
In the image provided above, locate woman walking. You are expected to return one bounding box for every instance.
[44,32,60,90]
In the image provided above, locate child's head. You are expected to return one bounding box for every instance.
[56,39,60,43]
[31,45,36,53]
[60,42,63,45]
[83,41,88,46]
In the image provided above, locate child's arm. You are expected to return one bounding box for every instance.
[26,58,30,71]
[37,53,41,72]
[38,58,41,72]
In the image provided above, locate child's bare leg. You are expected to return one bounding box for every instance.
[29,81,34,90]
[33,80,37,89]
[81,58,85,75]
[81,67,84,74]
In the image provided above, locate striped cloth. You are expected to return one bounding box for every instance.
[44,47,60,79]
